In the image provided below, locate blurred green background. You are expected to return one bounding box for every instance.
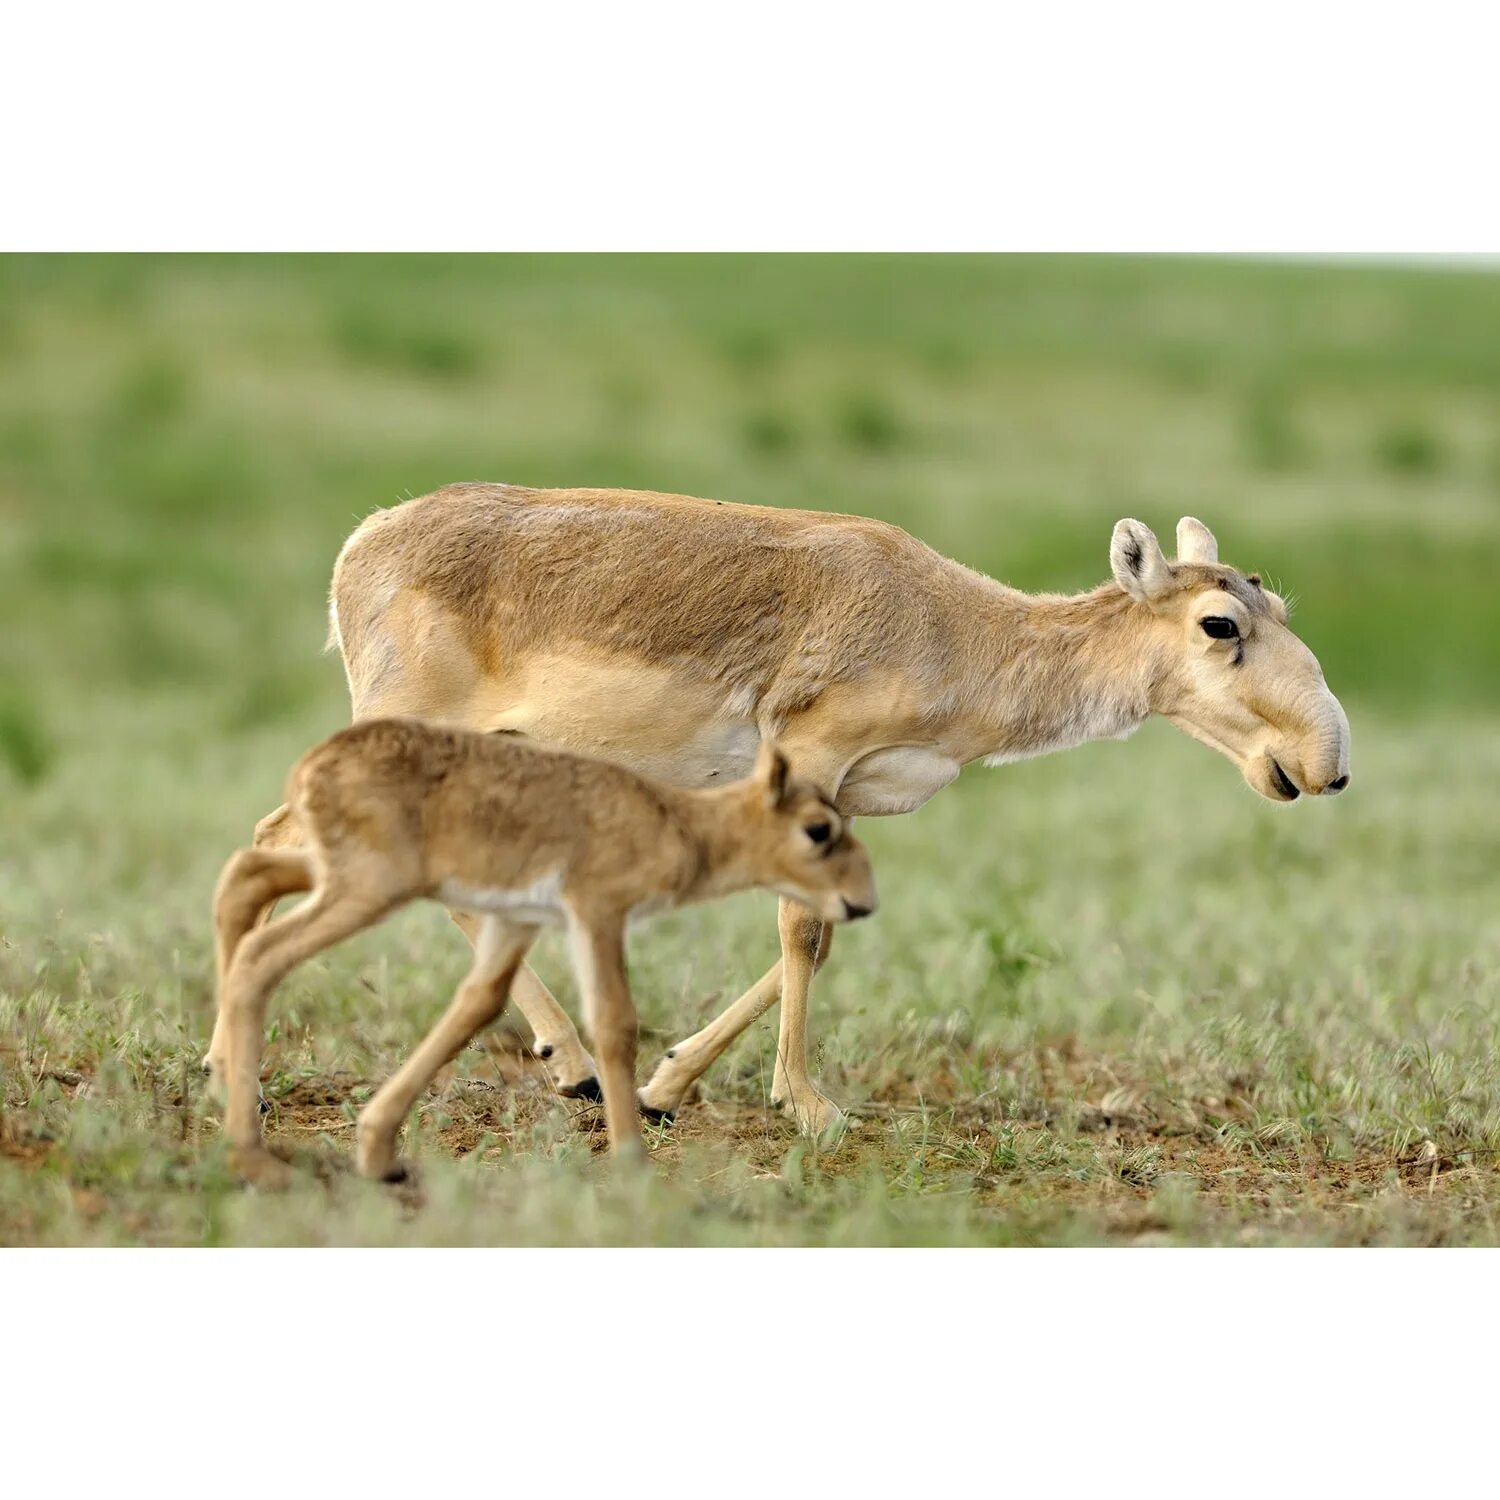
[4,254,1500,771]
[3,255,1499,1245]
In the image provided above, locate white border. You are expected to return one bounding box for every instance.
[6,7,1500,1490]
[3,1250,1496,1491]
[6,3,1500,250]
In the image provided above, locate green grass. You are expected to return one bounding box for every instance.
[2,254,1498,1244]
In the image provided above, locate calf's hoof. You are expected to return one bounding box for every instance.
[354,1118,412,1183]
[609,1135,651,1171]
[355,1156,412,1187]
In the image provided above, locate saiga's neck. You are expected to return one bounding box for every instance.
[944,576,1164,766]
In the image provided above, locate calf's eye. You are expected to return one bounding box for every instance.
[1201,616,1239,640]
[805,822,832,844]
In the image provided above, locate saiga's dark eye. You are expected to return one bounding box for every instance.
[1201,616,1239,640]
[805,822,832,844]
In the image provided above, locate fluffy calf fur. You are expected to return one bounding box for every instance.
[209,720,875,1183]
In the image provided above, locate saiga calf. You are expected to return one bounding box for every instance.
[209,720,876,1183]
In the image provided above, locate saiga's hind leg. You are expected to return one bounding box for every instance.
[447,911,601,1102]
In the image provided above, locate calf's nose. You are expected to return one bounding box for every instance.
[842,898,874,920]
[1322,773,1349,795]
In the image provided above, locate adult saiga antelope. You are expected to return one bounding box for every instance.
[211,723,875,1182]
[245,484,1350,1134]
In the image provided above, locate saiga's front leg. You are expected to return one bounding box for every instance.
[769,897,839,1133]
[638,739,850,1136]
[634,905,838,1135]
[635,959,783,1120]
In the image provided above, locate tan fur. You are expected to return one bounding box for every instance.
[209,722,874,1182]
[264,484,1349,1134]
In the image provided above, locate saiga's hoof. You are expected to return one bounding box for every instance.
[637,1096,675,1126]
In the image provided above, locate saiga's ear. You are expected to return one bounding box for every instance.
[1110,519,1175,606]
[1175,516,1219,565]
[754,740,791,808]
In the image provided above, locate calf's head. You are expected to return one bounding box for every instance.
[1110,516,1350,803]
[744,743,878,921]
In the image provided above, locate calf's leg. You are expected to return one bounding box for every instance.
[220,882,395,1183]
[568,913,643,1159]
[205,846,314,1089]
[356,916,537,1182]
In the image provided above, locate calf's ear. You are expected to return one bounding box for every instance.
[1110,519,1174,606]
[754,740,792,809]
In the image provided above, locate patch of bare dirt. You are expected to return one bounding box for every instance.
[173,1037,1499,1225]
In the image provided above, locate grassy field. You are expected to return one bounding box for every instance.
[2,254,1498,1245]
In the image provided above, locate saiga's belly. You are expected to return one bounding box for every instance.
[475,653,761,787]
[470,652,961,815]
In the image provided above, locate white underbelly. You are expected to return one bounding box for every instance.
[437,872,567,926]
